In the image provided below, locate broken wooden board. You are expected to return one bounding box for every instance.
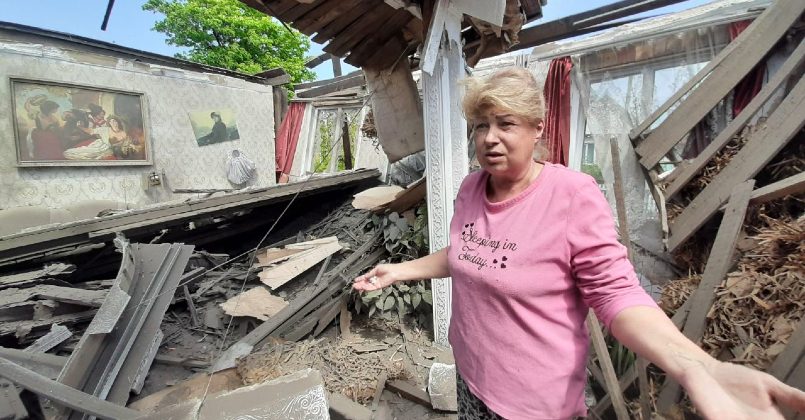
[258,237,342,290]
[658,180,754,412]
[256,247,306,266]
[667,76,805,252]
[25,324,71,353]
[351,186,404,210]
[0,285,107,309]
[0,310,95,337]
[220,287,288,321]
[633,0,805,169]
[0,263,75,289]
[664,39,805,199]
[587,312,629,420]
[386,177,427,214]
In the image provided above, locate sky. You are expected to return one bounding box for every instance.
[2,0,713,80]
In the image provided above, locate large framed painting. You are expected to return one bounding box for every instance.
[10,78,151,166]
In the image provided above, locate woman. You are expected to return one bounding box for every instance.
[26,99,63,160]
[354,68,805,419]
[62,109,113,160]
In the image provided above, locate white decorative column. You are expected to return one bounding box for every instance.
[421,1,478,346]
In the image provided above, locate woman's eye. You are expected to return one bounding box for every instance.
[474,123,488,130]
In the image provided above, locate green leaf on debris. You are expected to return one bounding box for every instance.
[421,290,433,305]
[383,295,395,311]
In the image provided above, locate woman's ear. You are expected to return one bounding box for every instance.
[534,121,545,140]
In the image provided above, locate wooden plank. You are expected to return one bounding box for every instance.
[0,357,140,420]
[25,324,72,353]
[323,5,396,57]
[781,356,805,419]
[345,8,414,65]
[361,32,410,70]
[212,232,382,370]
[281,0,326,23]
[744,171,805,207]
[258,237,341,289]
[658,180,754,412]
[312,0,377,44]
[0,170,379,262]
[592,298,692,416]
[587,312,630,420]
[387,379,431,407]
[304,52,332,69]
[632,0,805,168]
[295,70,362,90]
[667,77,805,251]
[295,0,360,35]
[313,293,347,336]
[664,39,805,199]
[609,138,651,419]
[768,319,805,382]
[295,73,365,98]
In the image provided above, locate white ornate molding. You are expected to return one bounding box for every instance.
[424,24,468,346]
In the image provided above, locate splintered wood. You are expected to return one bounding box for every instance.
[255,236,342,289]
[662,213,804,370]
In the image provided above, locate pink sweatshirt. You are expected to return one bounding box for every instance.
[447,163,659,419]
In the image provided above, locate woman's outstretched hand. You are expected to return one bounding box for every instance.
[353,264,400,291]
[683,359,805,419]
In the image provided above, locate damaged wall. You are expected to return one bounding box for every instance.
[0,30,276,212]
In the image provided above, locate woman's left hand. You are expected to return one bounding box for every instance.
[682,360,805,419]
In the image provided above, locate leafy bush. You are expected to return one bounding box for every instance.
[354,204,432,325]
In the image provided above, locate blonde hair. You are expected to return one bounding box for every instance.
[461,67,545,127]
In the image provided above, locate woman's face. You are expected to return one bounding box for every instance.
[472,108,543,179]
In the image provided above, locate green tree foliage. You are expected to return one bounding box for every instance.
[143,0,314,83]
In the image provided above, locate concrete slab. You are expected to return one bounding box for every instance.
[427,363,457,412]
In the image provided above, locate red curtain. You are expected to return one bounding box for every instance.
[275,102,306,184]
[730,20,765,117]
[543,57,573,166]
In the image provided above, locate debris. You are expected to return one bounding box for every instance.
[339,301,352,340]
[0,310,96,338]
[0,263,75,289]
[219,287,288,321]
[182,285,199,327]
[427,363,457,412]
[24,324,72,353]
[57,242,194,415]
[351,186,404,210]
[370,371,387,412]
[386,379,432,408]
[327,391,372,420]
[257,236,342,290]
[203,302,224,330]
[0,356,140,420]
[0,378,27,420]
[0,347,66,380]
[136,369,330,420]
[128,368,242,412]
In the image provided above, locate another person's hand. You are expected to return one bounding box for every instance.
[353,264,400,292]
[682,359,805,419]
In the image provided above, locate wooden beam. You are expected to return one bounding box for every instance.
[294,0,361,35]
[587,312,630,420]
[296,72,365,98]
[632,0,805,169]
[312,0,377,44]
[0,170,379,262]
[305,52,332,69]
[664,39,805,199]
[667,76,805,251]
[746,171,805,206]
[0,357,140,420]
[295,70,362,90]
[331,55,342,77]
[324,6,396,57]
[279,0,324,23]
[658,180,754,412]
[344,9,414,66]
[608,138,651,419]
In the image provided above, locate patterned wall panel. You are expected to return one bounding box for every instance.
[0,40,275,210]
